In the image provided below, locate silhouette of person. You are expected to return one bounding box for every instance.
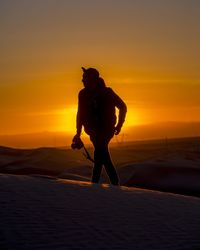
[73,67,127,185]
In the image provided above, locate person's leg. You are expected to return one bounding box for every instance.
[102,144,119,185]
[91,146,103,183]
[90,134,104,184]
[90,130,119,185]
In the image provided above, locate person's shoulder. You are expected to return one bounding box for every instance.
[105,87,113,92]
[105,87,116,95]
[79,88,86,94]
[78,88,86,97]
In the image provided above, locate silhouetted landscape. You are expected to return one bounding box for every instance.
[1,0,200,248]
[1,121,200,148]
[1,136,200,197]
[1,136,200,249]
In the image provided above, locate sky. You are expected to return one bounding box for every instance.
[0,0,200,144]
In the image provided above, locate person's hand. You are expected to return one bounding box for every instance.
[71,133,84,150]
[114,125,122,135]
[73,133,80,142]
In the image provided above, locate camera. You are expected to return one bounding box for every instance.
[71,136,84,150]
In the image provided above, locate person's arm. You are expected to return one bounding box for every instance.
[109,88,127,134]
[75,92,83,137]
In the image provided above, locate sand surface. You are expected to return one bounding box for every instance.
[0,174,200,250]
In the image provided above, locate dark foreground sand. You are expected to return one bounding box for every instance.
[0,174,200,250]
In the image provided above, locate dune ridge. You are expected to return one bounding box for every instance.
[0,174,200,250]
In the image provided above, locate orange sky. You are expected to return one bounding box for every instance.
[0,1,200,144]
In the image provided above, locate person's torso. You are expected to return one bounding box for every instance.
[79,87,116,133]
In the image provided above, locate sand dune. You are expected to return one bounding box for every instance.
[0,174,200,250]
[125,164,200,197]
[1,137,200,197]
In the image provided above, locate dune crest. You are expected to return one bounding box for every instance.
[0,174,200,249]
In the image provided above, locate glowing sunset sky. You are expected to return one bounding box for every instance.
[0,0,200,138]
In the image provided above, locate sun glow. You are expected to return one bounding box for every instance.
[54,106,77,134]
[122,109,141,127]
[54,106,141,134]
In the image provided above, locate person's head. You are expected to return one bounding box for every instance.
[82,67,100,90]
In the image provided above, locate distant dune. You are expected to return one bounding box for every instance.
[0,136,200,197]
[0,122,200,148]
[126,121,200,141]
[0,131,73,149]
[125,164,200,197]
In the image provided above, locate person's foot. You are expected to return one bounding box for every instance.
[111,182,120,186]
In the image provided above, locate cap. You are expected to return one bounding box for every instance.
[81,67,99,78]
